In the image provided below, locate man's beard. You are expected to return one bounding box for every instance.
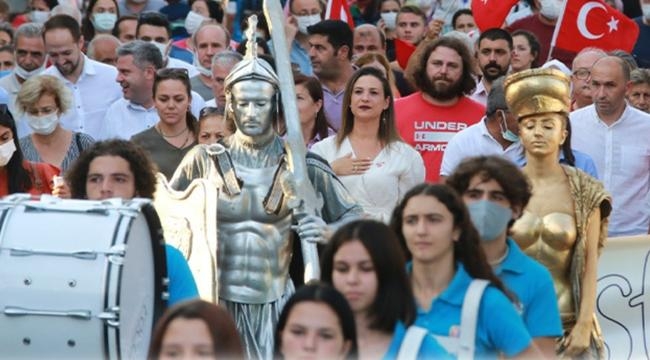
[481,62,508,82]
[420,74,464,101]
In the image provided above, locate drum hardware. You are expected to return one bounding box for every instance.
[5,245,127,262]
[4,306,92,319]
[4,305,122,328]
[97,306,120,327]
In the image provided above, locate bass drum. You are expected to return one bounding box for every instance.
[0,195,167,359]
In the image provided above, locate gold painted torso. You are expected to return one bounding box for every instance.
[512,200,578,323]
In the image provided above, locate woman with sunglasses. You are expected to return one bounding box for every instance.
[196,106,234,145]
[132,68,197,179]
[0,104,59,196]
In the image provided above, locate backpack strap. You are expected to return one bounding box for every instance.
[396,326,428,360]
[458,279,489,360]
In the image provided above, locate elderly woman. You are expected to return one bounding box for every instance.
[311,67,424,222]
[505,68,611,358]
[15,74,94,172]
[0,104,59,196]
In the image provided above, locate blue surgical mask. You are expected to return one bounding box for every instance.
[0,70,11,78]
[92,12,117,32]
[498,110,519,143]
[467,200,512,242]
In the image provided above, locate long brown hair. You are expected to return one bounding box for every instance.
[294,73,333,142]
[390,183,516,302]
[337,67,402,148]
[148,299,243,359]
[153,68,197,134]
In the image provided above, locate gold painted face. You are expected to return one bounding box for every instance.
[518,112,567,158]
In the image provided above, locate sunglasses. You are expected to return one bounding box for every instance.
[155,67,189,81]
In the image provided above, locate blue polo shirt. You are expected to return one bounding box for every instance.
[410,263,532,358]
[494,239,563,338]
[382,322,451,359]
[165,245,199,305]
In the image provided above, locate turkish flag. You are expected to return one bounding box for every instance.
[552,0,639,53]
[325,0,355,30]
[471,0,519,32]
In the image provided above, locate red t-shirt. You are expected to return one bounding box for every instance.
[395,93,485,182]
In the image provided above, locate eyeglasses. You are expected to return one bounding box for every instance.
[572,68,590,80]
[155,67,189,81]
[199,106,224,118]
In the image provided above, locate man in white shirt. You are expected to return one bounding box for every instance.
[441,77,523,177]
[0,23,47,136]
[43,14,122,139]
[136,11,198,77]
[189,22,230,102]
[100,40,205,140]
[571,56,650,237]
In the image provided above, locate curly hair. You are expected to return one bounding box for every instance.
[408,37,476,97]
[65,139,158,199]
[15,75,73,115]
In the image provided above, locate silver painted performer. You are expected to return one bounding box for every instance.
[169,21,362,359]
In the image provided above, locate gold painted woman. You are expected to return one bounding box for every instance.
[505,68,611,359]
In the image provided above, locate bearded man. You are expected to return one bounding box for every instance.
[394,37,485,182]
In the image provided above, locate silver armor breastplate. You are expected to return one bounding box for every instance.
[216,162,293,304]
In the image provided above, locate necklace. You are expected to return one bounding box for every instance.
[156,124,188,138]
[489,245,510,267]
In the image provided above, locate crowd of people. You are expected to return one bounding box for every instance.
[0,0,649,358]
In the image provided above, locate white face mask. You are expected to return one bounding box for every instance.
[30,10,50,24]
[184,10,207,35]
[0,140,16,166]
[381,12,398,30]
[14,62,46,80]
[193,52,212,77]
[92,12,117,32]
[295,14,321,35]
[151,41,170,61]
[26,112,59,135]
[642,4,650,20]
[539,0,563,20]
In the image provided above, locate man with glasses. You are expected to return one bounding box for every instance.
[99,40,205,140]
[136,11,198,75]
[42,14,121,140]
[274,0,323,76]
[0,23,46,131]
[570,47,606,111]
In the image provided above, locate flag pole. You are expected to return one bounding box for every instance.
[548,0,569,63]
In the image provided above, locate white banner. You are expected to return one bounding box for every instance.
[597,235,650,360]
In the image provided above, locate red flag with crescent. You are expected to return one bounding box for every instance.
[471,0,519,31]
[551,0,639,52]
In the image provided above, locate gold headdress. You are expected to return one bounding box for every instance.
[503,68,571,119]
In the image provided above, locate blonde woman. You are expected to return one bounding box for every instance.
[15,75,95,172]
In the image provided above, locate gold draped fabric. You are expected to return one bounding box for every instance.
[563,165,611,358]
